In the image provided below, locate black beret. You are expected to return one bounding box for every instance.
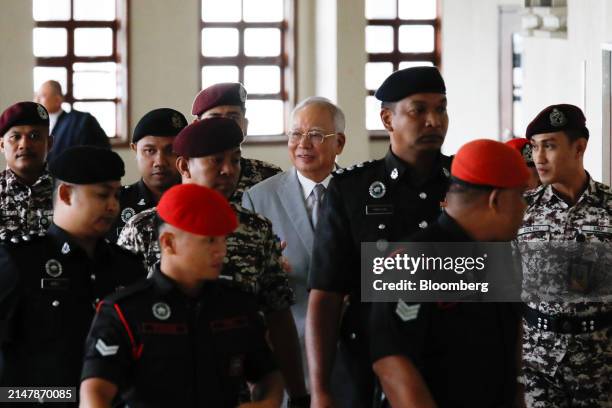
[0,102,49,136]
[49,146,125,184]
[173,117,244,158]
[375,66,446,102]
[132,108,188,144]
[191,83,247,116]
[525,104,589,140]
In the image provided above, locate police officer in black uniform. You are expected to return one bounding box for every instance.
[80,184,283,408]
[0,146,145,396]
[370,140,529,407]
[108,108,187,242]
[306,67,452,408]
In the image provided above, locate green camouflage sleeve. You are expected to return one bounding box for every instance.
[257,224,295,313]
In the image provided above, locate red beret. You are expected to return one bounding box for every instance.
[0,102,49,136]
[505,138,534,166]
[525,104,588,140]
[451,139,530,189]
[191,83,247,117]
[173,117,244,158]
[157,184,238,236]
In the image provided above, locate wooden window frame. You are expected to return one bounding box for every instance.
[366,0,442,140]
[34,0,129,146]
[198,0,296,144]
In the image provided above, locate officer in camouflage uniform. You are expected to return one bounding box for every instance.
[107,108,186,242]
[118,117,309,405]
[0,102,53,243]
[515,104,612,407]
[191,82,282,204]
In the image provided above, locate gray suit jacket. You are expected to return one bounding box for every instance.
[242,167,315,339]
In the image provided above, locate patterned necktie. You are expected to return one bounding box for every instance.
[311,183,325,228]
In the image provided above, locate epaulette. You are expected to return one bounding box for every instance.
[333,159,379,177]
[127,207,157,226]
[233,203,273,227]
[216,279,258,301]
[0,231,46,246]
[524,184,547,206]
[104,278,154,304]
[596,182,612,194]
[107,241,146,261]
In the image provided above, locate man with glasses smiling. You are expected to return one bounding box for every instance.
[305,67,453,408]
[0,101,54,243]
[242,97,346,406]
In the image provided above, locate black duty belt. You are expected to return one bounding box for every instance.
[523,306,612,334]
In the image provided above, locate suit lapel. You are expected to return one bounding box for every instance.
[278,168,313,251]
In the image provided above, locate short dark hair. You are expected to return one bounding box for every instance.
[563,129,588,143]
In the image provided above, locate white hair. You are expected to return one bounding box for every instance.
[291,96,346,133]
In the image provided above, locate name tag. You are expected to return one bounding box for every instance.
[366,204,393,215]
[40,278,70,290]
[580,225,612,235]
[518,225,550,235]
[141,322,188,335]
[210,316,249,333]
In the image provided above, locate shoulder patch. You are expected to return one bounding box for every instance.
[245,157,283,173]
[524,184,546,206]
[595,181,611,193]
[126,207,157,227]
[234,203,273,229]
[105,278,154,304]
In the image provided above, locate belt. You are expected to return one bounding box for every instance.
[523,306,612,334]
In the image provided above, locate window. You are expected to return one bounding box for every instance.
[199,0,295,141]
[364,0,441,133]
[32,0,128,143]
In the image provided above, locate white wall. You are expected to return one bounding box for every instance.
[441,0,522,156]
[0,0,33,108]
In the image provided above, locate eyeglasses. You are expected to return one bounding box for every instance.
[287,130,336,145]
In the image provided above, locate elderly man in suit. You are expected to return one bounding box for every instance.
[242,96,346,371]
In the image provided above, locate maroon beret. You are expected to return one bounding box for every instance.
[191,83,247,117]
[0,102,49,136]
[525,104,589,140]
[158,184,238,236]
[173,117,244,158]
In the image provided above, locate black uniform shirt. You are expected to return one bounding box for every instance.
[108,179,157,242]
[81,268,277,408]
[369,213,520,408]
[309,149,452,340]
[0,224,145,387]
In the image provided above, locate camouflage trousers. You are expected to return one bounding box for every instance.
[523,323,611,407]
